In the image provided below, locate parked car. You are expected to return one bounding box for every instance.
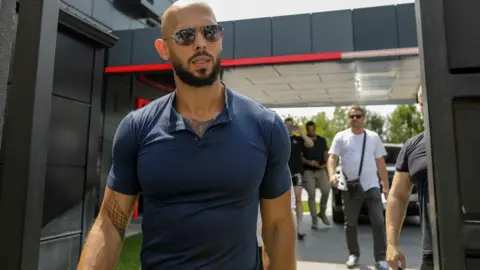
[331,143,420,224]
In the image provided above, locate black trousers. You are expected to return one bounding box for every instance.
[421,253,434,270]
[258,246,264,269]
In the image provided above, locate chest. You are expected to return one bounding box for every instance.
[341,135,375,157]
[136,125,268,201]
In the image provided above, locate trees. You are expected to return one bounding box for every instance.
[279,104,424,145]
[385,105,424,143]
[365,109,386,140]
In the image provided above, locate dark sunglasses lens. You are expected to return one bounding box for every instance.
[201,25,223,42]
[174,28,196,46]
[350,115,362,119]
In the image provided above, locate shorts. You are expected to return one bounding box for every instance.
[291,173,303,186]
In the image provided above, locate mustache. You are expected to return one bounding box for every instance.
[188,51,214,63]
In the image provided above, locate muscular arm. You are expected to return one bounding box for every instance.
[327,154,338,177]
[376,157,389,189]
[385,172,413,246]
[261,191,296,270]
[77,187,138,269]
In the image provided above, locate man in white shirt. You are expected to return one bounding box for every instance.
[327,105,390,270]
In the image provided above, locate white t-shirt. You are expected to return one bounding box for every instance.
[329,128,387,191]
[257,206,263,247]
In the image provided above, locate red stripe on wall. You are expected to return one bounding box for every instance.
[104,52,342,73]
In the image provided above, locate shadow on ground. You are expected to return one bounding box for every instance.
[295,216,422,270]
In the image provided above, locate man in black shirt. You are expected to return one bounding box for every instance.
[386,86,433,270]
[284,118,314,240]
[302,121,330,228]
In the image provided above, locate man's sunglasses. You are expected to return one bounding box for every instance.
[349,114,363,119]
[165,25,223,46]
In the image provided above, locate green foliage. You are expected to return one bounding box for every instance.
[365,109,386,140]
[280,104,424,145]
[385,105,424,143]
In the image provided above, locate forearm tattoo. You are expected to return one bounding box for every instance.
[104,195,128,240]
[186,118,214,137]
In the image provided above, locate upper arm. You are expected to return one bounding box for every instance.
[260,113,291,200]
[374,135,387,158]
[391,144,413,201]
[99,186,139,228]
[106,113,141,195]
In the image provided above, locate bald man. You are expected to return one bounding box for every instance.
[77,1,296,269]
[386,86,433,270]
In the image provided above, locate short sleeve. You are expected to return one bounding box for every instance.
[374,135,387,158]
[395,143,410,173]
[328,132,342,156]
[260,113,292,199]
[106,113,141,195]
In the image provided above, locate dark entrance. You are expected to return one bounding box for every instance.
[0,2,114,268]
[37,30,103,269]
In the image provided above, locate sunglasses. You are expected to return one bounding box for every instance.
[165,25,223,46]
[349,114,363,119]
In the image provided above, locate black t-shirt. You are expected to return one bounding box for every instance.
[395,132,432,254]
[302,136,328,170]
[289,135,304,175]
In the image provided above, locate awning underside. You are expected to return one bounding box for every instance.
[222,56,420,107]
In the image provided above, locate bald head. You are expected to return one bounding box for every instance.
[161,0,216,38]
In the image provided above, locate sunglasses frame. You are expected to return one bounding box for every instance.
[164,24,224,46]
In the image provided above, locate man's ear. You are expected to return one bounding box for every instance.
[154,39,169,61]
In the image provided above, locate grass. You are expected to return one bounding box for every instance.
[116,233,142,270]
[116,202,319,269]
[301,201,319,213]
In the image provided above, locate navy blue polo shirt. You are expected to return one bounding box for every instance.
[107,87,291,270]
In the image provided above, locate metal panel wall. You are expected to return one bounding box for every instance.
[220,21,234,60]
[106,3,420,66]
[63,0,148,31]
[311,10,354,53]
[107,30,133,66]
[132,27,164,65]
[396,3,418,48]
[234,18,272,58]
[272,14,312,56]
[353,5,399,51]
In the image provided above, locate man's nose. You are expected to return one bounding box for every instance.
[194,31,207,50]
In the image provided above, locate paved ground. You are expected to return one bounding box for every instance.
[127,190,423,269]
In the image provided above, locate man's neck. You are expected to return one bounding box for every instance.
[350,127,364,135]
[175,79,225,120]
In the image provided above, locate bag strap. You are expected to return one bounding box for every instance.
[358,132,367,178]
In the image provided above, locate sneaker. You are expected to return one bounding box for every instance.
[297,233,306,241]
[317,212,331,226]
[375,260,389,270]
[346,255,359,268]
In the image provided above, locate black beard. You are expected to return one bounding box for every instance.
[171,56,221,87]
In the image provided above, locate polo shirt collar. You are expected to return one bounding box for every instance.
[166,83,233,133]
